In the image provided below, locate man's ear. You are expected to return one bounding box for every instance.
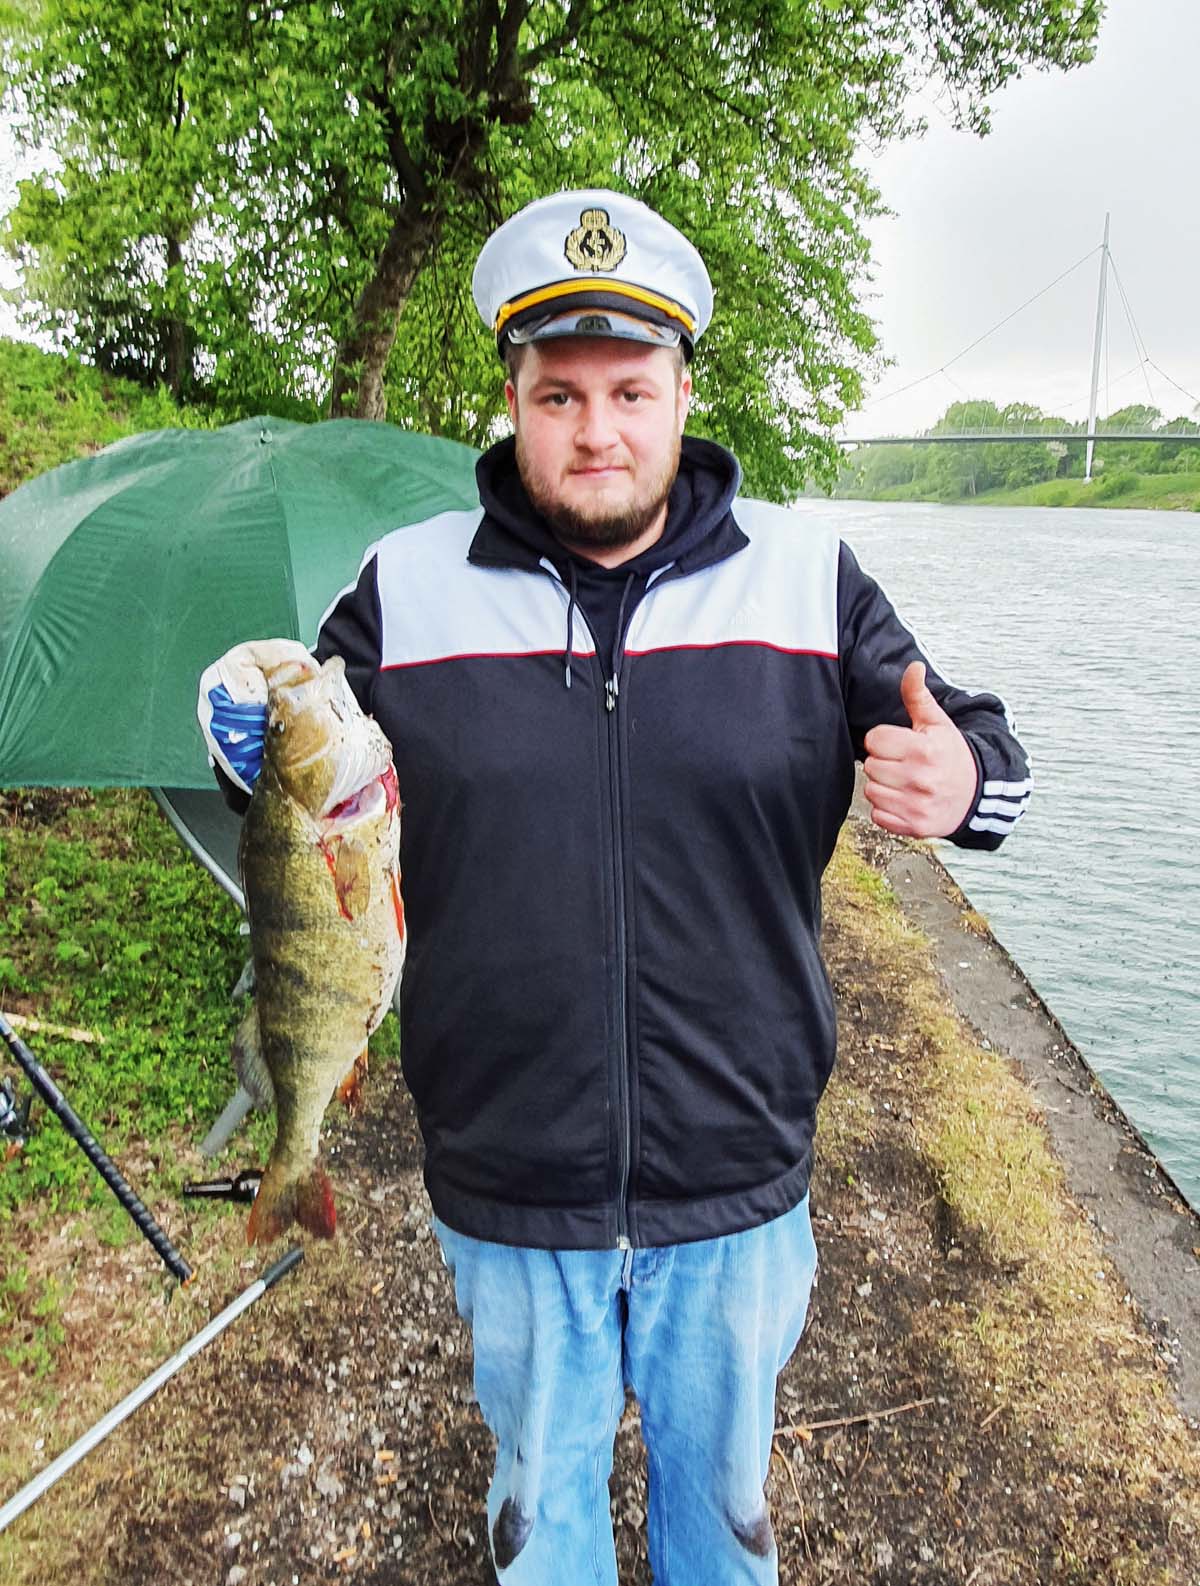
[677,367,692,433]
[504,377,518,427]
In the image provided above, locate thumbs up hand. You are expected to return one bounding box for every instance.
[862,662,979,838]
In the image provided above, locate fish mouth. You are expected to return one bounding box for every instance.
[323,772,390,831]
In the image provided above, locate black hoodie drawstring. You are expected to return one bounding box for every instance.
[563,561,579,689]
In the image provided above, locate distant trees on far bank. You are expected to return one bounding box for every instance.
[835,399,1200,501]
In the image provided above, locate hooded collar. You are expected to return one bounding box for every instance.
[468,434,748,580]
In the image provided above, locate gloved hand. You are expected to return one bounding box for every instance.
[197,639,318,794]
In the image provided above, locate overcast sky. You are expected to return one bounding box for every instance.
[852,0,1200,437]
[3,0,1197,440]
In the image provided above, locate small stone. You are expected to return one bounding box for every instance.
[225,1532,242,1550]
[315,1470,344,1502]
[226,1568,248,1586]
[855,1280,872,1298]
[875,1541,894,1569]
[297,1443,315,1467]
[228,1485,247,1509]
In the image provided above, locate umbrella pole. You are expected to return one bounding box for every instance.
[0,1012,193,1285]
[0,1247,303,1534]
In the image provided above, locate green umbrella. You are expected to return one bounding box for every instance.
[0,416,481,788]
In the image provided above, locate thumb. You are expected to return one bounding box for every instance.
[900,660,948,729]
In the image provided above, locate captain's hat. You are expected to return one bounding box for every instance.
[473,189,713,357]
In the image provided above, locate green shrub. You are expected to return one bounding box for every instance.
[1094,470,1138,501]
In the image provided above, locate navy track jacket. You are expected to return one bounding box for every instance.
[315,438,1031,1250]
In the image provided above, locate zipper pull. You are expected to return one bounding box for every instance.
[605,676,620,713]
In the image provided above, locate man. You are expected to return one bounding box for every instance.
[202,189,1030,1585]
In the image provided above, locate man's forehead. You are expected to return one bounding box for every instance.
[521,339,678,384]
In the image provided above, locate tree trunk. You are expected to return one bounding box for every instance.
[329,208,437,421]
[163,233,188,399]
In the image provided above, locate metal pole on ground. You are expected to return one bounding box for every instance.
[0,1247,303,1534]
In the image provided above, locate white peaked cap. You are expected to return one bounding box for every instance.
[472,189,714,353]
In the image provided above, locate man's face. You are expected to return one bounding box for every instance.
[505,337,691,553]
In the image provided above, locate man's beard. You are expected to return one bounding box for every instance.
[516,432,681,552]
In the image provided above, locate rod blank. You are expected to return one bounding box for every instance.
[0,1247,302,1533]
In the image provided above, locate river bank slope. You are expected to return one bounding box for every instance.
[831,470,1200,512]
[2,792,1198,1586]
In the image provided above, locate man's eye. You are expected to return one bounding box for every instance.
[543,392,570,407]
[622,390,644,403]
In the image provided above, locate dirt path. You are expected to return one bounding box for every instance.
[4,824,1199,1585]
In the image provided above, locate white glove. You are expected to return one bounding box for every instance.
[197,639,317,794]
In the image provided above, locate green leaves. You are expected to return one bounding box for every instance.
[1,0,1104,488]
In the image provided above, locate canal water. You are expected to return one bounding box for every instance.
[788,497,1200,1211]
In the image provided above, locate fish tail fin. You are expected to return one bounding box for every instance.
[246,1159,337,1245]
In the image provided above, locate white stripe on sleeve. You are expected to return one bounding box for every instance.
[983,777,1033,797]
[969,812,1029,835]
[976,795,1031,818]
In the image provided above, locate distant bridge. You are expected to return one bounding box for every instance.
[838,426,1200,447]
[841,217,1200,475]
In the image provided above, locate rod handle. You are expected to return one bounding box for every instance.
[261,1246,304,1290]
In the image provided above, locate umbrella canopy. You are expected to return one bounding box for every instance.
[0,417,480,787]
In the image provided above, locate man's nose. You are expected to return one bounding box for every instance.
[574,400,619,452]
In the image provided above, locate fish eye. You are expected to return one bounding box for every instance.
[271,719,286,735]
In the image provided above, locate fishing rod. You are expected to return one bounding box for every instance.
[0,1247,303,1534]
[0,1011,193,1285]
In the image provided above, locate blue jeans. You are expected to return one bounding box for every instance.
[434,1197,817,1585]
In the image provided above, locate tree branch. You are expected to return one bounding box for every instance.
[362,81,429,207]
[470,0,502,95]
[520,0,591,73]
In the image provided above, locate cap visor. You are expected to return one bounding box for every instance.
[507,307,682,348]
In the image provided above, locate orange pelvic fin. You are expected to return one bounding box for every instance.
[337,1047,370,1114]
[246,1159,337,1245]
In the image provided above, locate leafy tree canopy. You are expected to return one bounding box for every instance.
[1,0,1103,495]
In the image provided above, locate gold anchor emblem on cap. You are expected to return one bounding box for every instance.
[564,208,627,273]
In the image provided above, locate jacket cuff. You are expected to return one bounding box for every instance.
[949,736,1032,851]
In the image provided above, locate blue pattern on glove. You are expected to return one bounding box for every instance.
[206,683,267,788]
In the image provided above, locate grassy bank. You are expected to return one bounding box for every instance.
[0,339,201,499]
[838,469,1200,511]
[1,795,1197,1584]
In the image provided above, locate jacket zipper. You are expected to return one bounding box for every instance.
[604,667,632,1249]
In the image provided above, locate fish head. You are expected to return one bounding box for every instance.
[262,654,352,816]
[262,655,393,818]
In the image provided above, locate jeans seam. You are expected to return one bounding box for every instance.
[593,1360,624,1583]
[646,1437,670,1582]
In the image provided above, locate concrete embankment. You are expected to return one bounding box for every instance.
[879,825,1200,1421]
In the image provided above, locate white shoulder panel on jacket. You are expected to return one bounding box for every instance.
[627,498,841,658]
[370,509,598,667]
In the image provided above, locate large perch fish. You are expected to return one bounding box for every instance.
[233,646,405,1245]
